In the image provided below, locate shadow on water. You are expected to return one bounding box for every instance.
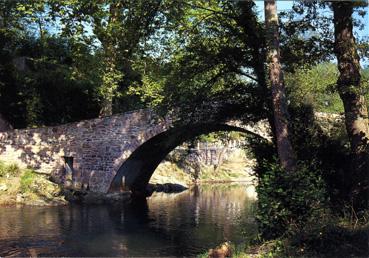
[0,184,257,257]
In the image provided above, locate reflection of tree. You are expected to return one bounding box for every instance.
[193,185,200,226]
[147,185,257,249]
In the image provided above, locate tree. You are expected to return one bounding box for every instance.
[145,1,270,123]
[51,0,163,116]
[0,0,102,128]
[264,0,296,172]
[332,1,369,208]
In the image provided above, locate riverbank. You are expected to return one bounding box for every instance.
[204,212,369,258]
[0,162,66,206]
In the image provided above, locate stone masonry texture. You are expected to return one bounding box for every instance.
[0,109,170,193]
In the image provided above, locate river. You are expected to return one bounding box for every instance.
[0,184,257,257]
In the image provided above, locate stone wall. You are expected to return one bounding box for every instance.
[170,142,245,167]
[0,110,169,193]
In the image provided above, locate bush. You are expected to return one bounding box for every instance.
[246,103,366,242]
[255,159,327,240]
[288,104,353,209]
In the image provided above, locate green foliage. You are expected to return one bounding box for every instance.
[50,0,167,114]
[286,63,344,113]
[288,105,352,208]
[279,3,334,73]
[20,169,36,193]
[248,105,353,239]
[245,220,368,257]
[127,74,164,107]
[136,0,269,123]
[0,32,101,127]
[255,159,327,240]
[286,63,369,113]
[196,131,245,143]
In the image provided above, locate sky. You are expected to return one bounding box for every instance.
[254,0,296,14]
[253,1,369,67]
[254,0,368,36]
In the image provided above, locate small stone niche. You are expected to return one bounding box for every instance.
[63,156,74,187]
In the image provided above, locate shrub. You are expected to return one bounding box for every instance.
[255,159,328,240]
[6,164,21,177]
[0,161,21,177]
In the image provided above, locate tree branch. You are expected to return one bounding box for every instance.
[237,70,259,82]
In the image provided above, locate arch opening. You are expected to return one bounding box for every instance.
[109,123,266,194]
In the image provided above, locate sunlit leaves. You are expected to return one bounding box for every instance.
[285,63,343,113]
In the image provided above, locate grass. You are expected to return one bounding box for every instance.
[20,169,36,193]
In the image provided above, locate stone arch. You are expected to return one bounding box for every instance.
[108,123,267,193]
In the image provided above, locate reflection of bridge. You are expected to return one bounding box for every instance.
[0,109,270,193]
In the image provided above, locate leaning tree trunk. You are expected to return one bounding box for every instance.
[98,52,116,117]
[332,2,369,209]
[264,0,296,172]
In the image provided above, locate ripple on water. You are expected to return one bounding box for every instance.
[0,184,257,256]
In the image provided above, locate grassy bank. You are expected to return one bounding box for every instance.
[0,161,66,206]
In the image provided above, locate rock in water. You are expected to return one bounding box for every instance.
[208,242,232,258]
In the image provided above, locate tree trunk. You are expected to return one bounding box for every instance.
[98,2,121,117]
[237,2,277,143]
[264,0,296,172]
[99,90,113,117]
[332,2,369,209]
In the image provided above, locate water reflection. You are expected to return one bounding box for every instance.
[0,184,256,257]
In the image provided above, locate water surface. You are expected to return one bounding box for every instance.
[0,184,257,257]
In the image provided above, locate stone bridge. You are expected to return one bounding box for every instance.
[0,109,271,193]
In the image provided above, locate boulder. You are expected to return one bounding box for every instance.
[208,242,232,258]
